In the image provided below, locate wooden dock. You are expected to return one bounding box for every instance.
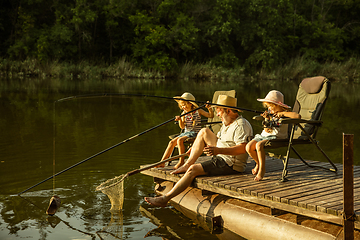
[141,155,360,237]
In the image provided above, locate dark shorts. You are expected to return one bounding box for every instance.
[201,156,239,176]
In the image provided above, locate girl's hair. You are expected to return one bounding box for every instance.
[263,102,288,112]
[178,100,197,127]
[178,100,195,110]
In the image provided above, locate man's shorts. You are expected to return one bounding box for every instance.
[201,156,239,176]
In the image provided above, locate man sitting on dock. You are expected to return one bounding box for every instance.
[145,95,253,207]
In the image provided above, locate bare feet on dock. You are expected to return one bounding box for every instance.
[144,196,168,207]
[251,165,259,175]
[254,172,264,181]
[154,163,165,168]
[173,160,184,170]
[170,164,189,174]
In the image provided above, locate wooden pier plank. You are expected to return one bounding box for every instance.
[141,155,360,227]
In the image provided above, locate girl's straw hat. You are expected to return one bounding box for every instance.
[212,95,239,111]
[257,90,291,109]
[173,92,199,108]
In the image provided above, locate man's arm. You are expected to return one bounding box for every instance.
[204,143,246,156]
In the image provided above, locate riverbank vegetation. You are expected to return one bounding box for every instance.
[1,0,360,82]
[1,57,359,82]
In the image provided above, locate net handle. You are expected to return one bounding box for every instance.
[127,153,188,177]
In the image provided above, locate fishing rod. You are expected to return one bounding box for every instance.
[18,104,206,195]
[96,153,188,192]
[55,93,263,114]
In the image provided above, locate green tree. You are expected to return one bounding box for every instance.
[129,0,199,71]
[199,0,242,68]
[100,0,135,62]
[2,0,360,73]
[70,0,97,59]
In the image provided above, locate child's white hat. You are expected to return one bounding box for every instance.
[257,90,291,109]
[173,92,199,108]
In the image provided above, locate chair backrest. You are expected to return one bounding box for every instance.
[208,90,236,134]
[292,76,331,139]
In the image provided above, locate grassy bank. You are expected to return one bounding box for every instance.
[0,57,359,82]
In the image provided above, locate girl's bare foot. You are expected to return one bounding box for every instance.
[154,163,165,168]
[173,160,184,169]
[251,165,259,175]
[254,172,264,181]
[144,196,168,207]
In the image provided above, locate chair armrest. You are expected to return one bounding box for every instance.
[279,118,323,125]
[203,121,222,126]
[252,115,322,126]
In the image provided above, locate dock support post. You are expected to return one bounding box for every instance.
[343,133,354,240]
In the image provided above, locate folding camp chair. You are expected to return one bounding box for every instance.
[168,90,236,158]
[254,76,338,182]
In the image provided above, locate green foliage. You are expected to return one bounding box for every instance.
[129,1,200,71]
[1,0,360,74]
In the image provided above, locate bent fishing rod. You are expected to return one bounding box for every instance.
[56,93,263,114]
[18,104,206,195]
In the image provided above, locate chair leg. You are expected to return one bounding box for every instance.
[280,127,296,182]
[296,124,338,173]
[291,146,311,167]
[280,148,291,182]
[312,141,337,172]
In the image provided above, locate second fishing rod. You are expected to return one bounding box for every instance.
[56,93,264,114]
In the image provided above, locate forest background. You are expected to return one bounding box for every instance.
[1,0,360,82]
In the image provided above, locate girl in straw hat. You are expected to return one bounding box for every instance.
[158,92,214,169]
[246,90,301,181]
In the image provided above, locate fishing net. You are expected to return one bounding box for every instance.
[96,174,128,211]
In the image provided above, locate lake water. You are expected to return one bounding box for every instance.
[0,77,359,240]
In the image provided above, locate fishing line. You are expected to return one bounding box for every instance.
[55,93,263,114]
[18,100,206,195]
[20,92,261,195]
[53,102,56,196]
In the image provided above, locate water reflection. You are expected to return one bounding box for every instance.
[0,78,359,239]
[96,211,124,239]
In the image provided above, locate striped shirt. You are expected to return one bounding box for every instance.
[183,110,202,133]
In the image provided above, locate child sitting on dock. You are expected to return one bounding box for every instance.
[158,92,214,169]
[246,90,301,181]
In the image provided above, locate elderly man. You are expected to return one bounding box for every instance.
[145,95,253,207]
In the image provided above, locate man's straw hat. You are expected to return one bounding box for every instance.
[173,92,199,108]
[257,90,291,109]
[212,95,239,111]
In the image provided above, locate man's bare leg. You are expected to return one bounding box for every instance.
[144,164,206,207]
[170,128,217,174]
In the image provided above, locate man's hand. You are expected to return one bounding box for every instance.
[204,145,218,156]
